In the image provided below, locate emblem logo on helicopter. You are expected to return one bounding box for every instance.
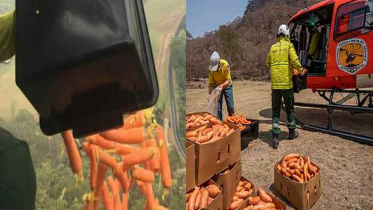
[336,38,368,75]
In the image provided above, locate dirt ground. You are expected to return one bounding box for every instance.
[187,80,373,210]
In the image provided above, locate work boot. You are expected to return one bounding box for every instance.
[289,130,299,140]
[272,134,279,149]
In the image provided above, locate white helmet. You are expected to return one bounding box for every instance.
[278,24,290,37]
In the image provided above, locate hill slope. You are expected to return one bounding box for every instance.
[187,0,322,81]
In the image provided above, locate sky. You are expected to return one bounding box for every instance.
[187,0,248,38]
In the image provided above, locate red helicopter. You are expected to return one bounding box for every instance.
[288,0,373,144]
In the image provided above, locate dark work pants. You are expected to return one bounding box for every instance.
[272,89,296,135]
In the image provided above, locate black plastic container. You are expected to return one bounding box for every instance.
[16,0,158,137]
[240,119,260,151]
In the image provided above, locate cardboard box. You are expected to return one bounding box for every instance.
[191,122,241,186]
[233,177,255,210]
[274,162,322,210]
[212,161,242,209]
[189,179,224,210]
[186,141,196,192]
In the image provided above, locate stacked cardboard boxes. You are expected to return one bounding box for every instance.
[186,112,251,210]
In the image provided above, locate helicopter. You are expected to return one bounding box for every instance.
[288,0,373,144]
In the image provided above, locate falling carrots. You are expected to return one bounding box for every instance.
[100,127,146,144]
[76,109,173,210]
[121,147,156,169]
[88,135,137,155]
[157,125,172,189]
[94,162,108,210]
[146,138,161,172]
[131,166,155,182]
[61,130,83,182]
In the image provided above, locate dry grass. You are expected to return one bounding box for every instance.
[187,80,373,210]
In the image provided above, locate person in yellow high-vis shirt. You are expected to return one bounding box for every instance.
[307,26,320,60]
[266,24,307,149]
[208,51,234,120]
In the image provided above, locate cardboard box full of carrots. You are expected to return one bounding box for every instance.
[187,179,223,210]
[186,120,241,186]
[274,154,322,210]
[186,141,196,192]
[212,161,242,209]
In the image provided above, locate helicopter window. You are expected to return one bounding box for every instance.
[335,1,372,39]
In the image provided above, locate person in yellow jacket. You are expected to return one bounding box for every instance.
[307,26,320,60]
[208,51,234,120]
[266,24,307,149]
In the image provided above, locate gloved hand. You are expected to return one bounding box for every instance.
[302,68,308,76]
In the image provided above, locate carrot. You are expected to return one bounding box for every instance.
[94,163,108,210]
[280,168,291,177]
[131,166,154,182]
[275,164,282,172]
[286,158,298,164]
[186,192,192,202]
[247,189,253,196]
[200,188,209,209]
[100,127,146,144]
[235,191,251,199]
[207,197,213,205]
[292,174,303,183]
[121,147,156,168]
[258,188,272,202]
[252,202,275,210]
[101,181,112,210]
[89,135,137,155]
[122,192,128,210]
[188,187,200,210]
[295,169,302,178]
[122,112,145,129]
[308,163,318,175]
[300,157,305,168]
[61,130,83,181]
[248,196,261,205]
[304,162,309,182]
[237,186,243,192]
[195,190,202,209]
[82,142,92,155]
[144,182,156,210]
[157,125,172,189]
[282,154,300,162]
[229,198,243,209]
[233,196,240,201]
[146,138,161,173]
[88,146,98,191]
[205,185,220,198]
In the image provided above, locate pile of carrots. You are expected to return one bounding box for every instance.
[229,178,254,209]
[245,188,279,210]
[186,124,235,144]
[60,109,172,210]
[186,113,221,129]
[275,154,319,183]
[225,114,251,131]
[186,183,221,210]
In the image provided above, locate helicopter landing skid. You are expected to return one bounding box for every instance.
[285,88,373,145]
